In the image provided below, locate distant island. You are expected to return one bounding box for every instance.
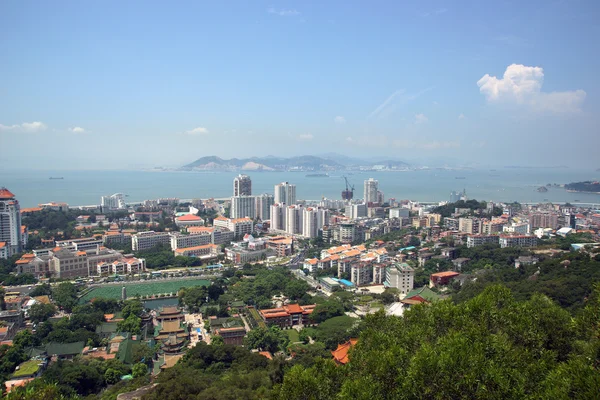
[565,181,600,193]
[179,155,410,172]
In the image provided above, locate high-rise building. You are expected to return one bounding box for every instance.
[255,194,274,221]
[101,193,126,210]
[286,205,304,235]
[345,204,367,219]
[233,174,252,196]
[0,188,22,258]
[270,203,287,231]
[364,178,379,204]
[274,182,296,205]
[302,207,330,238]
[230,196,256,219]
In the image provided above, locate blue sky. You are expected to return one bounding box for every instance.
[1,0,599,169]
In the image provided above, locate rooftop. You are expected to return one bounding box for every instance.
[0,188,15,200]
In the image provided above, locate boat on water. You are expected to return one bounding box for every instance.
[455,177,466,179]
[49,177,64,180]
[306,173,329,178]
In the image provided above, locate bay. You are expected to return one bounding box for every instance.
[1,168,599,208]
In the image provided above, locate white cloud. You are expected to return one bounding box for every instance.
[414,113,428,124]
[298,133,313,140]
[477,64,586,114]
[185,127,209,135]
[267,8,300,16]
[458,113,466,120]
[334,116,346,124]
[0,121,47,133]
[69,126,86,133]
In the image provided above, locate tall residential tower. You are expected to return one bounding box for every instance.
[274,182,296,205]
[233,174,252,196]
[0,188,23,258]
[364,178,379,204]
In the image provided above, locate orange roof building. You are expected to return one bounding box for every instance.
[259,304,316,328]
[331,339,358,365]
[429,271,460,287]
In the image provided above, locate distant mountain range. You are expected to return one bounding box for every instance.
[180,154,410,171]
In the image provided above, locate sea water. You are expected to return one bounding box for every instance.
[1,168,599,208]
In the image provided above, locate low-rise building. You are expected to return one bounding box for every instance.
[466,234,498,248]
[169,232,212,249]
[384,263,414,295]
[174,214,204,228]
[429,271,460,287]
[213,217,253,239]
[131,231,171,251]
[499,235,538,248]
[174,244,220,259]
[259,304,316,328]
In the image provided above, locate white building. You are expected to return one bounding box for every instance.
[230,195,256,219]
[286,205,304,235]
[270,203,287,231]
[213,217,253,239]
[174,214,204,227]
[345,203,367,219]
[131,231,171,251]
[255,194,274,221]
[385,263,415,295]
[363,178,379,204]
[101,193,126,210]
[274,182,296,205]
[302,207,329,238]
[0,188,23,258]
[499,235,538,248]
[339,223,357,244]
[503,222,530,235]
[169,232,212,249]
[233,174,252,196]
[389,208,409,219]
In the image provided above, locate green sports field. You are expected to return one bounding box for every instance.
[80,279,210,302]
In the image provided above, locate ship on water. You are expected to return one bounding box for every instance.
[49,177,64,180]
[306,173,329,178]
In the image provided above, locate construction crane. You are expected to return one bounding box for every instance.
[341,176,355,200]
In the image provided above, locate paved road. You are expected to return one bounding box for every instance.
[2,284,35,296]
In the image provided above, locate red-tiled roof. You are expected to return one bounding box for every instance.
[430,271,460,278]
[284,304,303,314]
[176,214,202,221]
[0,188,15,199]
[331,339,358,365]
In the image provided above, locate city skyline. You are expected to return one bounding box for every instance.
[1,1,599,170]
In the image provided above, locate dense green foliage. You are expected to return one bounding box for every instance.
[52,282,79,313]
[453,251,600,312]
[278,285,600,399]
[145,342,277,400]
[0,255,36,286]
[433,199,502,218]
[564,181,600,193]
[28,302,57,324]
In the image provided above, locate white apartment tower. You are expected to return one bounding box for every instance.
[255,193,274,221]
[274,182,296,205]
[233,174,252,196]
[270,203,287,231]
[230,195,256,219]
[0,188,22,258]
[285,205,303,235]
[302,207,330,238]
[101,193,126,210]
[364,178,379,204]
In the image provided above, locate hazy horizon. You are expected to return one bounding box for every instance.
[1,1,599,170]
